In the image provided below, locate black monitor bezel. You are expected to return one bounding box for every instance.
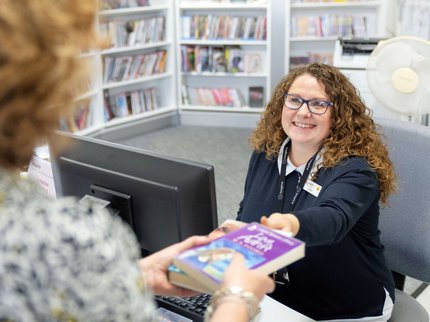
[50,131,218,254]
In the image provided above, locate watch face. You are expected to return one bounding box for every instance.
[229,286,245,294]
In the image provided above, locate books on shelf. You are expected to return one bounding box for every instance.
[99,0,150,10]
[212,46,227,72]
[243,52,262,73]
[171,222,305,293]
[291,14,368,38]
[182,86,246,107]
[289,52,333,68]
[99,16,166,49]
[226,46,244,73]
[248,86,264,107]
[103,50,167,84]
[104,87,159,120]
[60,99,95,133]
[181,45,262,74]
[115,93,130,117]
[195,46,210,72]
[180,14,267,41]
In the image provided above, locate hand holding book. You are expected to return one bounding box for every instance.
[205,253,275,322]
[208,218,293,239]
[207,219,247,239]
[171,222,305,293]
[138,235,212,297]
[261,212,300,237]
[221,252,275,302]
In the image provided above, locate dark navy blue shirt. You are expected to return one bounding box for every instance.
[237,151,395,320]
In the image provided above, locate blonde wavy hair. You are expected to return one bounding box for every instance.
[0,0,97,170]
[251,63,396,204]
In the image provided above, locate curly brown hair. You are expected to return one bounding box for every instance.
[0,0,97,170]
[251,63,396,204]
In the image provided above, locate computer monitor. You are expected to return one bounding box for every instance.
[49,131,218,255]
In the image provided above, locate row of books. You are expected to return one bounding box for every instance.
[181,15,267,41]
[289,52,333,68]
[181,45,262,73]
[182,85,246,107]
[104,87,159,120]
[100,16,165,49]
[291,14,368,38]
[99,0,150,10]
[60,100,94,133]
[182,85,264,107]
[103,50,167,84]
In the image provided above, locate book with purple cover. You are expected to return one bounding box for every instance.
[168,264,212,294]
[172,222,305,292]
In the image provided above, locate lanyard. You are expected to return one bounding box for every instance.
[277,142,320,210]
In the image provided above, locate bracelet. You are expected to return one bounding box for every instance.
[204,286,260,322]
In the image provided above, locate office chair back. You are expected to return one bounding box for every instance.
[376,117,430,321]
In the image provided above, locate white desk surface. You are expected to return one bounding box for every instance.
[257,295,315,322]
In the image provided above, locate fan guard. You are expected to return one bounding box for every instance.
[367,36,430,116]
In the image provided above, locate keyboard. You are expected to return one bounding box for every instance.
[155,293,211,322]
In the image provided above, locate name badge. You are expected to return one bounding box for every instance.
[303,179,322,197]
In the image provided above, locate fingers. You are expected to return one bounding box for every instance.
[208,221,246,240]
[226,252,246,272]
[223,253,275,300]
[166,235,211,254]
[260,215,268,226]
[261,213,286,229]
[265,274,276,293]
[261,213,300,236]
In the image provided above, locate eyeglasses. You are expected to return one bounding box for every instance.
[284,93,333,115]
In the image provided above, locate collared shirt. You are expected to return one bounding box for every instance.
[276,138,323,178]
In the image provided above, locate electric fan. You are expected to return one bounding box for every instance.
[366,36,430,117]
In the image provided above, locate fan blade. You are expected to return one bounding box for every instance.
[370,72,427,115]
[371,42,419,76]
[415,59,430,94]
[367,36,430,117]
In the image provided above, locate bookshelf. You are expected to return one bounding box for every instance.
[66,0,177,136]
[62,52,105,135]
[284,0,388,71]
[175,0,272,114]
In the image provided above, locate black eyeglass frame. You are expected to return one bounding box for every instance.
[283,93,333,115]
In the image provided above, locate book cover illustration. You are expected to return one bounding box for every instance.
[173,222,304,291]
[249,86,264,107]
[212,47,227,72]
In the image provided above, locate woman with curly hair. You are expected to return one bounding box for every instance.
[237,63,396,321]
[0,1,274,321]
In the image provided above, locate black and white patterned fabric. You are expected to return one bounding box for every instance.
[0,169,156,321]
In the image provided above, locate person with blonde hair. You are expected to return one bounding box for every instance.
[0,1,274,321]
[237,63,396,321]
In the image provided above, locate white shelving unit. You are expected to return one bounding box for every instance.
[284,0,388,72]
[66,52,105,135]
[176,0,271,115]
[68,0,177,136]
[68,0,396,135]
